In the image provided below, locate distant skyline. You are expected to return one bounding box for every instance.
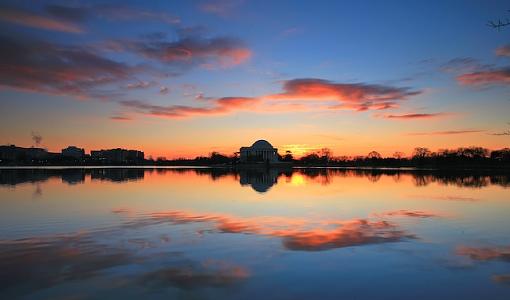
[1,0,509,158]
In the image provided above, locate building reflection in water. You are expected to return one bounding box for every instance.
[0,167,509,192]
[239,169,281,193]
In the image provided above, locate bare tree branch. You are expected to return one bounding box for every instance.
[487,19,510,30]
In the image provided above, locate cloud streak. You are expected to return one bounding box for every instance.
[44,4,180,25]
[0,7,84,33]
[457,67,510,86]
[120,97,259,118]
[407,130,484,136]
[373,210,441,218]
[496,45,510,57]
[456,245,510,262]
[383,113,449,120]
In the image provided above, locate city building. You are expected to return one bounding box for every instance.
[90,148,144,163]
[61,146,85,159]
[239,140,279,163]
[0,145,50,161]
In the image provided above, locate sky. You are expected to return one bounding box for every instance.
[0,0,509,159]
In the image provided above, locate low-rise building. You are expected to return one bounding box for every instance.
[61,146,85,159]
[90,148,144,163]
[0,145,50,161]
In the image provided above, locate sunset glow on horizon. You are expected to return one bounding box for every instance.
[1,1,509,159]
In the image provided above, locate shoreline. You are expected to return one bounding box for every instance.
[1,165,509,172]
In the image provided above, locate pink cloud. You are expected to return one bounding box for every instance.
[457,67,510,86]
[268,78,419,105]
[120,97,259,118]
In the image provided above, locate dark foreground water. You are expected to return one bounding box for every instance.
[0,167,509,300]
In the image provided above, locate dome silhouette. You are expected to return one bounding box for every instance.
[251,140,273,149]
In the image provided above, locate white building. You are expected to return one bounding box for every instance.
[239,140,279,163]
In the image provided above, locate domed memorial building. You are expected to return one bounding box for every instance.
[239,140,279,163]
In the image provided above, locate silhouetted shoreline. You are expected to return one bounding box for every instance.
[1,144,509,170]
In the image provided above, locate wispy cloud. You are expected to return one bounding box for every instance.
[159,86,170,95]
[373,210,441,218]
[383,113,449,120]
[407,129,484,136]
[457,66,510,86]
[110,115,133,121]
[456,245,510,262]
[120,97,259,118]
[125,81,154,89]
[45,4,180,24]
[493,274,510,285]
[496,45,510,57]
[0,7,84,33]
[198,0,243,17]
[441,57,485,73]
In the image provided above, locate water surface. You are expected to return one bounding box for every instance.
[1,167,509,299]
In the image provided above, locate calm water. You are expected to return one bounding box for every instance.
[1,167,509,299]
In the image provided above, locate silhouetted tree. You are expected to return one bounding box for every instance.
[393,151,405,159]
[413,147,431,159]
[488,10,510,30]
[319,148,332,161]
[282,150,294,162]
[367,151,382,159]
[491,148,510,161]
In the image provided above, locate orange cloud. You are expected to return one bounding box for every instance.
[121,78,421,119]
[143,210,415,251]
[0,8,84,33]
[266,78,419,110]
